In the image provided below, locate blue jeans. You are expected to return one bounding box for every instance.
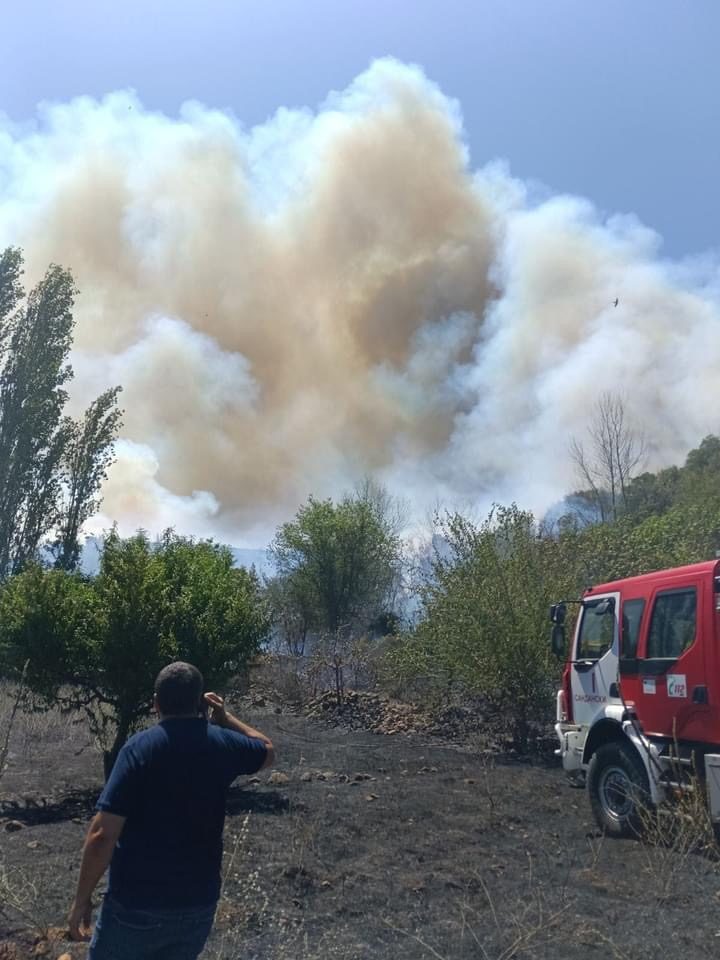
[88,895,217,960]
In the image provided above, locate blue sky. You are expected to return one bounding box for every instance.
[2,0,718,260]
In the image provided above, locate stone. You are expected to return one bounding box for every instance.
[300,772,313,782]
[3,820,23,832]
[268,771,290,785]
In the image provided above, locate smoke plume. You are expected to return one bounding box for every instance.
[1,59,719,543]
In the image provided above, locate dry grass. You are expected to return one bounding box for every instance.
[638,770,719,901]
[0,681,92,766]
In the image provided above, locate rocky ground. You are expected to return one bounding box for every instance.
[1,684,720,959]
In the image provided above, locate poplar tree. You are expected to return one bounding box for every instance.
[0,247,122,577]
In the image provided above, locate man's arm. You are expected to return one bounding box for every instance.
[69,811,126,940]
[204,692,274,769]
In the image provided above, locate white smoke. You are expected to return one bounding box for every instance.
[1,59,719,543]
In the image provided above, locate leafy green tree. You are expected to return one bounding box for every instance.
[269,483,403,640]
[684,434,720,475]
[678,434,720,506]
[593,435,720,526]
[0,530,270,777]
[623,466,682,523]
[393,505,575,749]
[0,248,122,577]
[52,387,124,571]
[580,498,720,584]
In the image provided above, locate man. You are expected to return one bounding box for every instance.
[68,661,274,959]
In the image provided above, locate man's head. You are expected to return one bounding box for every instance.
[154,661,204,718]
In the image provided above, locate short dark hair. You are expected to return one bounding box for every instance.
[154,662,203,716]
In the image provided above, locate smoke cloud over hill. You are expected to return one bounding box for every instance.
[2,59,719,542]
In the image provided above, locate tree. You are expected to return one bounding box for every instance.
[679,434,720,506]
[392,505,573,750]
[623,466,682,523]
[0,248,122,577]
[0,530,271,778]
[52,387,124,571]
[618,435,720,523]
[268,483,404,641]
[570,392,646,523]
[264,573,313,656]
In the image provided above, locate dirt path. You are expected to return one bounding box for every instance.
[2,703,720,959]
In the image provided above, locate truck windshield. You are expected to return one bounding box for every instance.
[576,599,615,660]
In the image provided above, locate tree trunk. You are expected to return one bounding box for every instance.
[103,715,133,781]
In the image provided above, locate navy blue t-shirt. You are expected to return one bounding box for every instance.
[96,718,267,909]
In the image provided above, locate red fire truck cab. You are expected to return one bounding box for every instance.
[552,559,720,835]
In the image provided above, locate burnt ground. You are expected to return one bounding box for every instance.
[1,688,720,960]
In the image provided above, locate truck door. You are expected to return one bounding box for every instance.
[630,578,710,742]
[571,592,621,727]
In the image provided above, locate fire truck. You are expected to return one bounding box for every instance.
[551,559,720,836]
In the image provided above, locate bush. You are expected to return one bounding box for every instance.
[390,506,570,749]
[0,529,270,777]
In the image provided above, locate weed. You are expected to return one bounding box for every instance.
[385,854,572,960]
[0,665,29,783]
[638,772,719,901]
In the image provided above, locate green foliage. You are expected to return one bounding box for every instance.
[52,386,124,571]
[392,506,573,747]
[392,488,720,749]
[579,499,720,584]
[0,248,122,577]
[623,467,682,523]
[269,485,403,641]
[621,435,720,525]
[0,530,270,776]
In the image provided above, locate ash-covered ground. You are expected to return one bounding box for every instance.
[1,686,719,959]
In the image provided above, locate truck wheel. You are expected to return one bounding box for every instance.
[587,742,650,838]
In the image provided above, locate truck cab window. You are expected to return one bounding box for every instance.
[576,599,614,660]
[647,588,696,659]
[621,598,645,659]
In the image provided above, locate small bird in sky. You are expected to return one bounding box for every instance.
[613,298,619,307]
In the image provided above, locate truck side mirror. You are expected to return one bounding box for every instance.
[550,602,567,625]
[551,624,566,658]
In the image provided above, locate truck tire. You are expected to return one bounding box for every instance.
[587,741,650,838]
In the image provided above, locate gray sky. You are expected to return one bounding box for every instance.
[2,0,718,260]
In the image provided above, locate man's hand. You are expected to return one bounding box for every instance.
[204,694,274,767]
[70,811,125,942]
[204,691,228,727]
[68,897,93,941]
